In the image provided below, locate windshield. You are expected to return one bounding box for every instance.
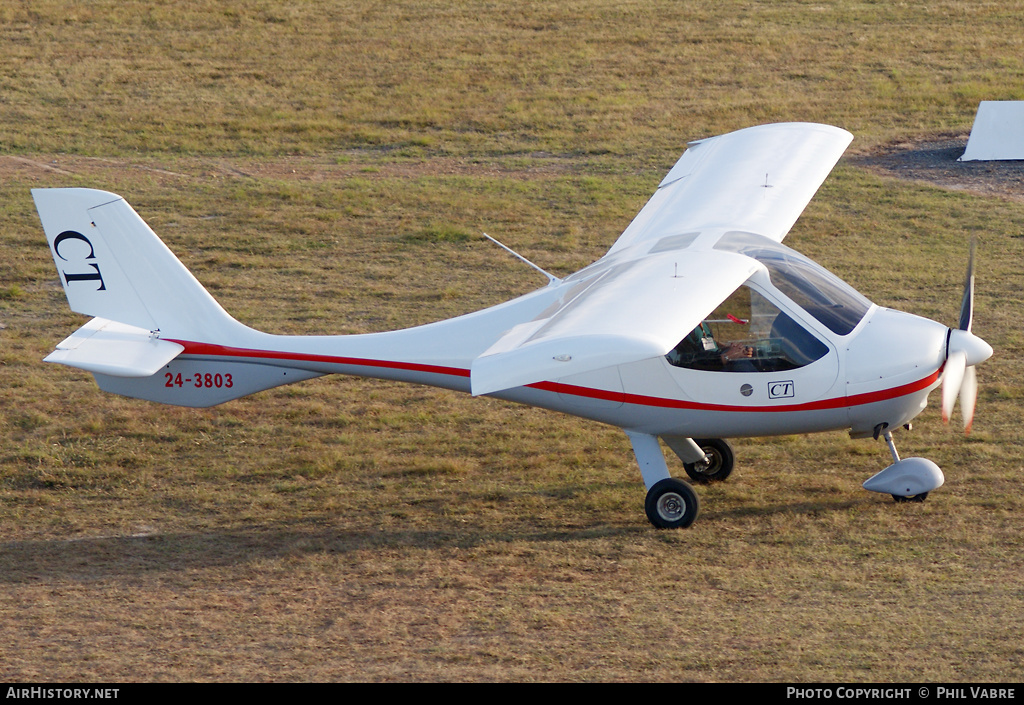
[715,232,872,336]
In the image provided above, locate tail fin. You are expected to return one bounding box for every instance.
[32,188,249,343]
[34,189,323,407]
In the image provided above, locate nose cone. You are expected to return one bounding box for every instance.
[845,308,949,389]
[948,328,993,367]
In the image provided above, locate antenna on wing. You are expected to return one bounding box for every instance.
[482,233,561,286]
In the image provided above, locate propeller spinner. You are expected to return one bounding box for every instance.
[941,239,993,432]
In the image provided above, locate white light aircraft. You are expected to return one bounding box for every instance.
[33,123,992,529]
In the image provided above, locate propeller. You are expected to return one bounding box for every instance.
[941,239,992,433]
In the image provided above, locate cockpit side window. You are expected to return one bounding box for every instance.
[667,286,829,372]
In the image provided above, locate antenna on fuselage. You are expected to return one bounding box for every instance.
[482,233,561,286]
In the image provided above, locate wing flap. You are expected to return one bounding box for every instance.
[45,317,184,378]
[471,250,758,395]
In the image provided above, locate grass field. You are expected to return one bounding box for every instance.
[1,1,1023,682]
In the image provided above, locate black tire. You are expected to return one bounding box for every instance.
[892,493,928,503]
[683,438,735,483]
[644,478,700,529]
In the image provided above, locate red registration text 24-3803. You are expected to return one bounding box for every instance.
[164,372,234,389]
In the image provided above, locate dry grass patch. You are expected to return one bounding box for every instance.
[3,0,1024,683]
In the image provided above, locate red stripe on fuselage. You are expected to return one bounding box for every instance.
[530,369,940,412]
[170,340,472,378]
[169,340,939,413]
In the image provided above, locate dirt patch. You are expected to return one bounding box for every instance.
[0,152,581,187]
[7,136,1024,200]
[850,132,1024,201]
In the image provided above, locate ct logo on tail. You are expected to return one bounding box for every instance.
[53,230,106,291]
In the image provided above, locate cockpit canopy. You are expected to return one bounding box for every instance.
[667,232,873,374]
[714,231,872,336]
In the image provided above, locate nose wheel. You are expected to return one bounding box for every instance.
[862,427,944,501]
[892,492,928,503]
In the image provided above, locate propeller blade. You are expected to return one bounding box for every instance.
[961,365,978,434]
[941,350,966,424]
[959,237,976,332]
[941,239,986,433]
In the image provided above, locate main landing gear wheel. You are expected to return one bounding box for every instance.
[892,493,928,503]
[645,478,700,529]
[683,438,735,483]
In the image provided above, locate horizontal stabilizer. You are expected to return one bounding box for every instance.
[44,317,184,378]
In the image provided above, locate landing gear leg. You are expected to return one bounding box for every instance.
[881,429,928,503]
[626,431,700,529]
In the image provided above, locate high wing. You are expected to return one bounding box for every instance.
[609,122,853,254]
[470,123,852,396]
